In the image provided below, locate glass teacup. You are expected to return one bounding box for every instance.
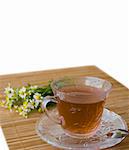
[42,76,112,138]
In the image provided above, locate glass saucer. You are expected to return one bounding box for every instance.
[36,108,128,150]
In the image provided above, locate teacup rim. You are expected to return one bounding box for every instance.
[51,76,112,96]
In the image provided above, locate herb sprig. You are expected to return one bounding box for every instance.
[0,83,53,118]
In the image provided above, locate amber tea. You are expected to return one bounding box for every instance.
[57,86,105,136]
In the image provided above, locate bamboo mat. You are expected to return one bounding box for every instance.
[0,66,129,150]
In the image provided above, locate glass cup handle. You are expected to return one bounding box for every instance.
[42,96,62,125]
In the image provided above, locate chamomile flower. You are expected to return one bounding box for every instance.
[5,87,14,98]
[27,102,34,109]
[33,93,41,100]
[33,93,43,108]
[19,87,26,98]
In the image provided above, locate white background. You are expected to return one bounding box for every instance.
[0,1,128,149]
[0,0,129,88]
